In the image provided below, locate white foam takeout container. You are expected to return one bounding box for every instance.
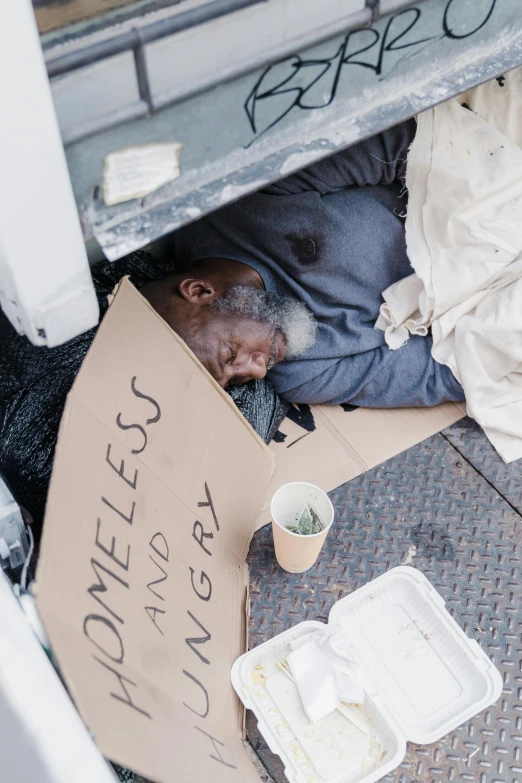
[231,566,503,783]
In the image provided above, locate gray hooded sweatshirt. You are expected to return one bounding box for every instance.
[174,120,464,408]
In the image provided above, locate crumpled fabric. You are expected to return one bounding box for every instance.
[287,625,364,723]
[0,251,287,541]
[376,68,522,462]
[374,273,428,349]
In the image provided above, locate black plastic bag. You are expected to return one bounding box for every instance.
[0,251,287,541]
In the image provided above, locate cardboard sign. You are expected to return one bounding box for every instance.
[36,276,465,782]
[36,279,273,783]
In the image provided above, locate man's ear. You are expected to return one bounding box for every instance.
[177,277,219,304]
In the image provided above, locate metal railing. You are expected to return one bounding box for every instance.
[45,0,416,126]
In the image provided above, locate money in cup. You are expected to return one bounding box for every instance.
[270,482,335,573]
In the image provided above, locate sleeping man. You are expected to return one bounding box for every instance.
[142,119,463,408]
[0,120,463,535]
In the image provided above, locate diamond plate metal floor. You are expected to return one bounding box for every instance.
[444,418,522,518]
[246,424,522,783]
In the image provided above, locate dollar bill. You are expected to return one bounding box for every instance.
[287,503,324,535]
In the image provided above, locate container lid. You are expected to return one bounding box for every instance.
[328,566,503,745]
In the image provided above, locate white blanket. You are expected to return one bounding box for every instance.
[376,69,522,462]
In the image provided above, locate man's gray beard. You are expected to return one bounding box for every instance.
[211,285,317,358]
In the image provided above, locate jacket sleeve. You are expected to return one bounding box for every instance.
[274,336,464,408]
[264,119,416,196]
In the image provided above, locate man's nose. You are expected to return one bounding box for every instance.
[227,353,267,385]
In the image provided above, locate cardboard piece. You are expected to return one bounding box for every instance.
[36,278,465,783]
[36,278,273,783]
[258,401,465,529]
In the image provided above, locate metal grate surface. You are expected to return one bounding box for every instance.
[444,418,522,518]
[246,431,522,783]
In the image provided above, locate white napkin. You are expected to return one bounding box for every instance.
[287,626,364,723]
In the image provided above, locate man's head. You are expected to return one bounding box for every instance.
[141,257,316,389]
